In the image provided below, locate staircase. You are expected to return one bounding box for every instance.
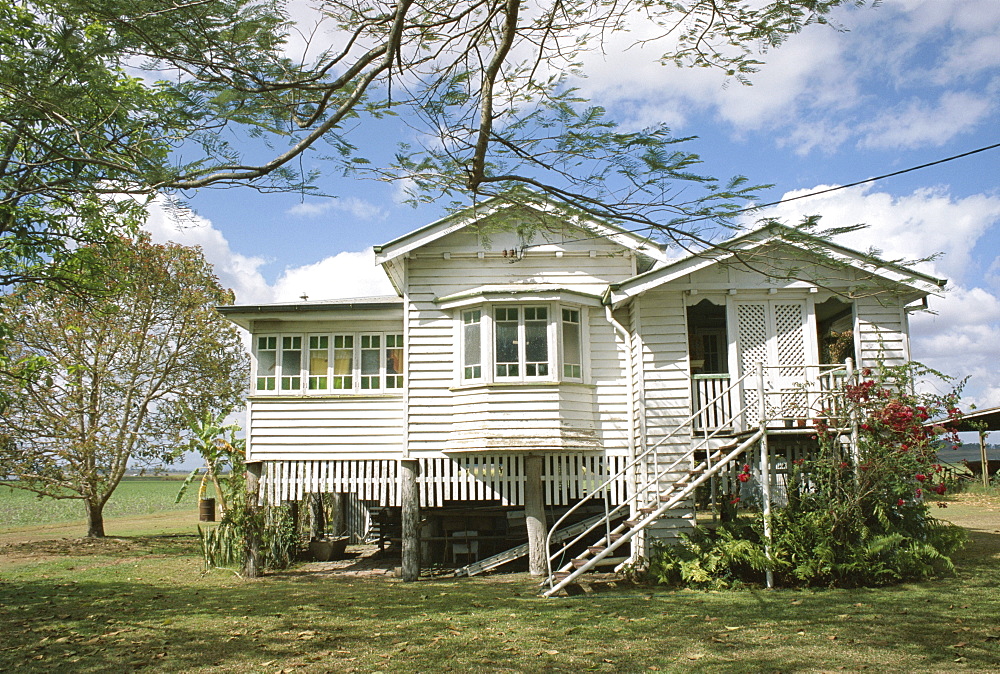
[541,368,762,597]
[542,431,760,596]
[541,360,855,596]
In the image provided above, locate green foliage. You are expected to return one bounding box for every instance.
[645,363,968,588]
[0,236,248,536]
[199,501,298,574]
[175,409,246,512]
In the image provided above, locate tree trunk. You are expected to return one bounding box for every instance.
[401,459,420,581]
[524,455,547,576]
[243,462,263,578]
[309,492,325,539]
[86,499,106,538]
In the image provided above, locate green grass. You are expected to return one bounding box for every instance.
[0,495,998,672]
[0,477,200,529]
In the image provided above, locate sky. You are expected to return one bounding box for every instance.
[144,0,1000,412]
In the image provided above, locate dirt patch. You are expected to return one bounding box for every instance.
[280,545,404,578]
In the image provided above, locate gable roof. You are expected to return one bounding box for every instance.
[373,192,669,265]
[604,223,947,306]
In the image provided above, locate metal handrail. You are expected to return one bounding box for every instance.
[544,360,855,584]
[544,369,755,580]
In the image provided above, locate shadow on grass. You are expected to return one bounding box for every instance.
[1,530,999,673]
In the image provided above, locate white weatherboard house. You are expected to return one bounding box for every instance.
[219,194,945,590]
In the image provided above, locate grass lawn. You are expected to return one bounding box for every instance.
[0,491,998,673]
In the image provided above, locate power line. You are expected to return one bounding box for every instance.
[723,140,1000,221]
[527,140,1000,247]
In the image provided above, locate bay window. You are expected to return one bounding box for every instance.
[460,303,585,384]
[254,332,403,394]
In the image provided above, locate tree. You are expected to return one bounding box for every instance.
[6,0,863,246]
[0,236,248,537]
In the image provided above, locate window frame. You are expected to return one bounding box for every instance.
[252,331,404,395]
[457,301,586,385]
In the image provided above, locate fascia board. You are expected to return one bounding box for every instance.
[374,194,668,265]
[435,286,604,310]
[606,227,946,306]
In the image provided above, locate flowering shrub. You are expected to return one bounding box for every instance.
[645,362,967,588]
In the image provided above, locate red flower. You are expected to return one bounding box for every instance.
[897,498,905,506]
[840,462,849,469]
[915,488,923,498]
[934,483,947,495]
[730,497,741,504]
[738,473,750,483]
[915,474,927,482]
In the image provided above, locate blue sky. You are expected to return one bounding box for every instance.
[145,0,1000,409]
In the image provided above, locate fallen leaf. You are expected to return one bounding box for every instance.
[545,650,559,655]
[951,642,967,648]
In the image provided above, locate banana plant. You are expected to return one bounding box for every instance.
[175,408,245,514]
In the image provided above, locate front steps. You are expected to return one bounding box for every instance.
[541,430,763,597]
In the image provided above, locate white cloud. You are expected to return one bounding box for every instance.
[286,196,388,221]
[857,92,993,150]
[755,184,1000,285]
[910,285,1000,408]
[144,198,395,306]
[143,199,273,304]
[572,0,1000,154]
[271,248,395,302]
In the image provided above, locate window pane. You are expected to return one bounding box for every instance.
[463,310,481,379]
[256,337,276,391]
[308,335,329,390]
[495,307,518,377]
[333,335,353,389]
[562,309,581,379]
[525,307,548,376]
[280,336,301,390]
[361,334,380,389]
[386,334,404,388]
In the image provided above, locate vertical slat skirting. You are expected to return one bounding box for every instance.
[256,453,631,507]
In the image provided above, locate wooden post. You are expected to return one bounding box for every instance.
[401,459,421,581]
[243,462,263,579]
[309,492,325,539]
[524,454,547,576]
[980,430,990,488]
[331,492,346,537]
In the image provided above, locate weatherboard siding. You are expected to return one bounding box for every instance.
[633,290,693,488]
[404,226,636,457]
[247,396,405,461]
[855,296,910,368]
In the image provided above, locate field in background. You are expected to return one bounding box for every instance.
[0,477,204,535]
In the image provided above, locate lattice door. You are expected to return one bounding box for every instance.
[736,300,809,427]
[737,303,768,427]
[772,302,808,420]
